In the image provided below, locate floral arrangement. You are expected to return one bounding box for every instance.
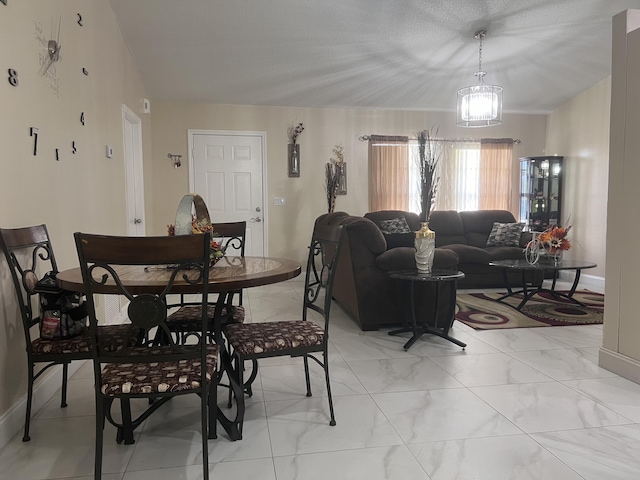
[287,122,304,144]
[167,215,226,264]
[538,225,572,254]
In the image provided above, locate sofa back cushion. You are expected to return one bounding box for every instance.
[460,210,517,248]
[365,211,420,249]
[428,211,466,247]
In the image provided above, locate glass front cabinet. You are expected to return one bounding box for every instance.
[519,156,563,232]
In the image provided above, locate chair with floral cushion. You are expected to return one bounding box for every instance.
[223,220,344,431]
[74,232,218,480]
[165,221,247,344]
[0,224,139,443]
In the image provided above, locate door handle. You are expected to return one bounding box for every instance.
[133,218,142,224]
[250,217,262,222]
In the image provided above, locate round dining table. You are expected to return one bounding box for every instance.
[57,255,301,442]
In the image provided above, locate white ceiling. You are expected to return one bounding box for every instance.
[108,0,640,114]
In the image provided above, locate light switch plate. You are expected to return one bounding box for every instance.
[273,197,285,206]
[106,145,113,158]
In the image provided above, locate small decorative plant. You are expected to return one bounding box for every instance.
[168,215,226,264]
[287,122,304,144]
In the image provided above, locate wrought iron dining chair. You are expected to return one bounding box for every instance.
[0,224,137,443]
[223,221,344,431]
[166,221,247,344]
[74,232,218,480]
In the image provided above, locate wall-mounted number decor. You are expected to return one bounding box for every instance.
[82,67,88,76]
[55,148,59,161]
[7,68,18,86]
[77,13,83,26]
[0,1,7,6]
[80,112,85,125]
[72,141,77,154]
[30,127,39,155]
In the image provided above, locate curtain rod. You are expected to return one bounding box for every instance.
[358,135,521,144]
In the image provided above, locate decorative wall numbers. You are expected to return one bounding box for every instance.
[30,128,39,156]
[7,68,18,86]
[0,1,7,6]
[10,8,89,162]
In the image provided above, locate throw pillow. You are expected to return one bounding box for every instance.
[486,222,524,247]
[379,216,411,234]
[384,233,415,249]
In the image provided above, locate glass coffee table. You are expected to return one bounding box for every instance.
[489,258,597,311]
[387,269,466,350]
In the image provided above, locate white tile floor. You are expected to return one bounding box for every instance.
[3,280,640,479]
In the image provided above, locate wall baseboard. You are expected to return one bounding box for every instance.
[599,347,640,383]
[0,360,86,451]
[558,272,605,292]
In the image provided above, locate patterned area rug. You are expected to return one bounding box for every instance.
[455,290,604,330]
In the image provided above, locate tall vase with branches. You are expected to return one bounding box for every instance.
[416,128,440,223]
[415,128,440,273]
[325,145,343,213]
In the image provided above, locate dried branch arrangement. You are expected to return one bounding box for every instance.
[416,127,440,222]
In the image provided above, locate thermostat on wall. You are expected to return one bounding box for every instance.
[142,98,151,114]
[106,145,113,158]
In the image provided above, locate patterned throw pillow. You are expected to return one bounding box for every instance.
[486,222,524,247]
[379,216,411,234]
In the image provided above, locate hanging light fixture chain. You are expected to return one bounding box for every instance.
[478,33,483,72]
[474,30,486,78]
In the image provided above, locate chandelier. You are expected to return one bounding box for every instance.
[456,30,503,127]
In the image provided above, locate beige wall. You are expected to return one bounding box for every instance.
[149,103,547,265]
[0,1,149,419]
[545,78,611,279]
[601,10,640,382]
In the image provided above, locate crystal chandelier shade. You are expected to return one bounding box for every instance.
[456,30,503,127]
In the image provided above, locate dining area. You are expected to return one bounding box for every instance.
[0,194,345,480]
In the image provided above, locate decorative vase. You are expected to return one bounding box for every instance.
[288,143,300,177]
[415,222,436,273]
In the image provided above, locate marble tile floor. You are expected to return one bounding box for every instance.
[3,280,640,479]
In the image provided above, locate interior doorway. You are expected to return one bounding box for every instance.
[122,104,145,236]
[188,130,266,256]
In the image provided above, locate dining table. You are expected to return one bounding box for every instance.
[56,255,302,442]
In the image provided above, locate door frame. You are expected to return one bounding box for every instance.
[122,104,145,236]
[187,129,268,255]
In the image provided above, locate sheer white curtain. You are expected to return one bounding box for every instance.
[433,141,480,212]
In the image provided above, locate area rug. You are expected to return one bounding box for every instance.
[455,290,604,330]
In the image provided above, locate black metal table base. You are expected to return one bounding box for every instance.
[387,274,466,350]
[496,266,587,311]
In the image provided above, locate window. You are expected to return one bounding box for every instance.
[370,136,514,214]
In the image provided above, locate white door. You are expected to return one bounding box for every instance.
[122,105,145,236]
[189,130,266,256]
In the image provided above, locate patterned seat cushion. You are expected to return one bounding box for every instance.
[224,321,325,355]
[32,324,140,355]
[167,304,245,330]
[100,344,219,396]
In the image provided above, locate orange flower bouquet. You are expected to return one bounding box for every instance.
[167,216,225,264]
[538,225,571,255]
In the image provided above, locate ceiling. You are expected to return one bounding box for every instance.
[108,0,640,115]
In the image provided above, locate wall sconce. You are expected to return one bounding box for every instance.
[168,154,182,169]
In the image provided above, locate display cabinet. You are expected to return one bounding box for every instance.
[519,156,563,231]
